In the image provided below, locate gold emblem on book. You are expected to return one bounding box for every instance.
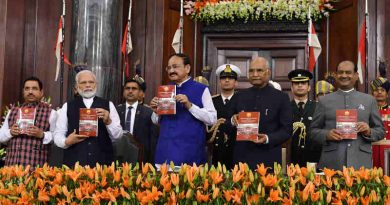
[86,109,91,114]
[345,111,350,116]
[24,109,29,113]
[163,86,169,91]
[246,112,251,117]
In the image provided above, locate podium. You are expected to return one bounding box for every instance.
[372,139,390,175]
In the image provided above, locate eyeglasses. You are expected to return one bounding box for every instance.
[165,64,184,71]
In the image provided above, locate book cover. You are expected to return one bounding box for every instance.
[79,108,98,137]
[336,109,357,140]
[157,85,176,115]
[17,107,36,134]
[237,112,260,141]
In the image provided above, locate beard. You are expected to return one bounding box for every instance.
[78,88,97,99]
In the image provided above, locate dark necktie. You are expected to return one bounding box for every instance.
[125,106,133,132]
[298,102,304,114]
[224,98,229,105]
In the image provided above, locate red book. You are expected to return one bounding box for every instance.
[237,112,260,141]
[79,108,98,137]
[18,107,36,134]
[380,109,390,140]
[336,109,357,139]
[157,85,176,115]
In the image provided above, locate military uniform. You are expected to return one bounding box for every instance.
[209,64,241,169]
[291,99,321,166]
[210,93,237,169]
[288,69,321,166]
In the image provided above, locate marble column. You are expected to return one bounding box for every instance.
[69,0,123,103]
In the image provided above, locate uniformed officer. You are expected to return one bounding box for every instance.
[288,69,321,167]
[209,64,241,169]
[370,77,390,139]
[315,80,335,101]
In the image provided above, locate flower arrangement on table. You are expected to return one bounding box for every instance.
[184,0,337,25]
[0,162,388,204]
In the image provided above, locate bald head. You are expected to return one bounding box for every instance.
[248,57,271,88]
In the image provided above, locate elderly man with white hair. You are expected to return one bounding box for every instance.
[54,70,123,167]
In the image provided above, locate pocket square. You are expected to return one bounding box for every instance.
[358,104,365,110]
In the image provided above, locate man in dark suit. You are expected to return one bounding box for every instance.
[288,69,321,167]
[210,64,241,169]
[231,57,292,169]
[115,78,157,163]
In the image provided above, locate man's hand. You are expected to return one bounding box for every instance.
[150,97,159,113]
[96,108,111,125]
[356,122,371,136]
[231,114,238,126]
[326,129,343,141]
[10,124,20,137]
[26,126,44,138]
[65,129,88,146]
[175,94,192,109]
[253,134,267,144]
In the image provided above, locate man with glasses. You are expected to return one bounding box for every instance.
[54,70,123,167]
[288,69,321,167]
[150,53,217,166]
[311,61,385,170]
[231,57,292,169]
[0,77,57,168]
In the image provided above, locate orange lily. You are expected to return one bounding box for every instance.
[286,164,296,177]
[160,163,168,176]
[347,196,358,205]
[256,163,269,176]
[142,163,149,175]
[170,173,180,186]
[360,196,370,205]
[384,175,390,187]
[261,174,277,187]
[267,189,281,202]
[160,175,172,192]
[324,167,336,178]
[212,187,220,199]
[120,187,130,199]
[209,170,223,185]
[38,189,50,202]
[246,194,260,204]
[224,190,232,202]
[311,191,320,202]
[196,190,209,203]
[167,191,177,205]
[231,188,244,204]
[302,182,314,202]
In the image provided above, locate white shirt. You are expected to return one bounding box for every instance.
[0,110,57,144]
[125,101,138,134]
[151,79,217,126]
[54,97,123,149]
[294,98,308,109]
[221,93,234,104]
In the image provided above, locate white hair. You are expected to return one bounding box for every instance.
[75,70,97,83]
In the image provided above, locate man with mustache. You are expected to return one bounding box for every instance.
[150,53,217,166]
[311,61,385,170]
[288,69,321,167]
[54,70,123,167]
[0,77,57,168]
[231,57,292,169]
[115,78,157,163]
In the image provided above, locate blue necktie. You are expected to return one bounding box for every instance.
[125,106,132,132]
